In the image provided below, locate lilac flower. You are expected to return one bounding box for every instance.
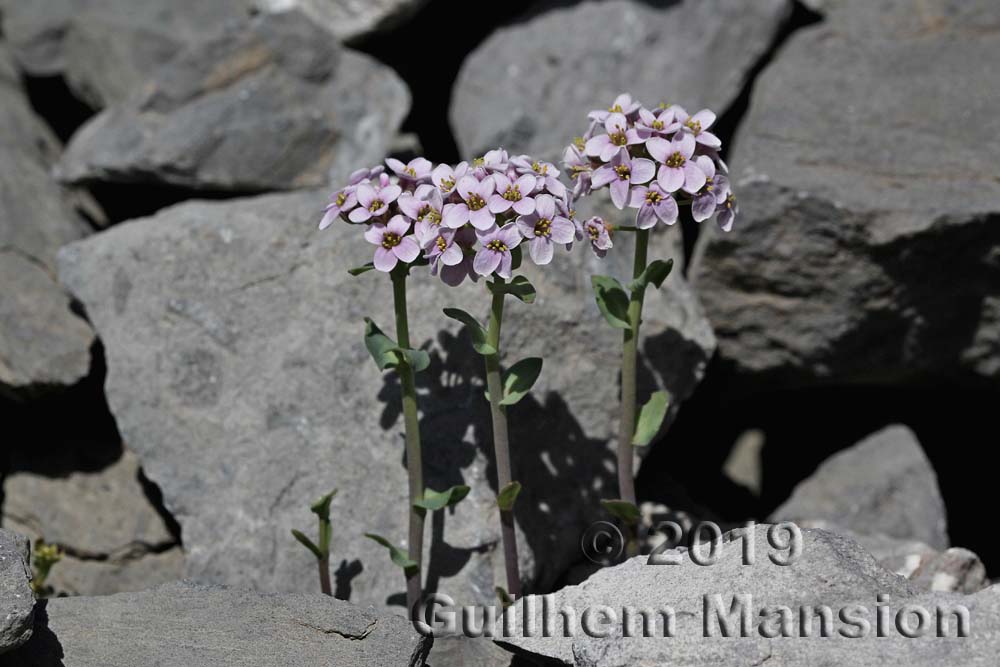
[588,93,642,123]
[628,182,678,229]
[473,223,522,279]
[584,113,642,162]
[386,157,433,183]
[349,181,402,223]
[691,156,730,223]
[432,162,469,196]
[716,192,738,232]
[422,226,464,267]
[515,194,575,265]
[489,172,537,216]
[578,216,613,258]
[647,133,706,194]
[363,215,420,272]
[673,106,722,149]
[348,165,384,184]
[399,184,444,227]
[635,106,680,142]
[443,175,496,230]
[481,148,510,173]
[591,148,656,209]
[425,227,476,286]
[318,186,357,230]
[509,155,565,197]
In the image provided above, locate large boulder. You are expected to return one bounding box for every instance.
[769,425,949,550]
[0,45,95,395]
[56,11,410,193]
[450,0,793,159]
[0,0,254,107]
[255,0,430,43]
[495,525,918,664]
[58,188,712,608]
[0,581,432,666]
[690,0,1000,386]
[1,450,182,596]
[0,529,34,655]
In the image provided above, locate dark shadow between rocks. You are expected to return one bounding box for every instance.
[0,600,65,667]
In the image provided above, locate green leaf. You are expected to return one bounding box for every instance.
[496,481,522,512]
[500,275,537,304]
[601,499,641,525]
[291,529,323,560]
[628,259,674,292]
[633,391,670,446]
[396,347,431,373]
[364,318,402,370]
[309,489,338,519]
[414,485,471,511]
[443,308,496,355]
[591,275,632,330]
[495,586,514,609]
[500,357,543,406]
[348,263,375,276]
[365,533,418,576]
[510,246,523,272]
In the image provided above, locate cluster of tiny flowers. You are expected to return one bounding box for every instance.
[563,93,738,232]
[319,151,580,285]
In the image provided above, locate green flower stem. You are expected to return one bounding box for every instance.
[318,553,332,596]
[391,269,425,617]
[618,228,650,555]
[484,278,522,599]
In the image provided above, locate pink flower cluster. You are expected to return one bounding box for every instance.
[319,151,581,285]
[564,93,737,232]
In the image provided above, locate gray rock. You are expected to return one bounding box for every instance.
[0,581,432,666]
[56,10,410,193]
[2,450,182,595]
[255,0,429,42]
[427,634,513,667]
[57,188,712,608]
[770,425,949,550]
[788,521,987,595]
[494,525,917,664]
[690,0,1000,386]
[0,45,95,394]
[0,529,33,655]
[450,0,792,159]
[0,0,254,107]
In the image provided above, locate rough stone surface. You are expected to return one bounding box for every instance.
[495,525,918,664]
[0,45,95,394]
[0,0,254,107]
[0,529,33,655]
[1,450,182,596]
[58,188,712,609]
[790,521,987,594]
[691,0,1000,386]
[56,10,410,193]
[770,425,949,550]
[427,634,513,667]
[0,581,432,666]
[256,0,429,42]
[451,0,792,159]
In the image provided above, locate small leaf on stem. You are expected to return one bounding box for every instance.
[310,489,338,519]
[495,586,514,609]
[348,263,375,276]
[414,485,471,511]
[491,275,536,304]
[443,308,496,355]
[365,533,418,576]
[601,499,641,525]
[628,259,674,292]
[291,529,323,560]
[633,390,670,446]
[591,275,632,330]
[500,357,543,406]
[396,347,431,373]
[496,481,522,512]
[364,318,402,370]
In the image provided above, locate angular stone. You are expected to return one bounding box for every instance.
[41,548,186,598]
[690,0,1000,386]
[770,425,949,550]
[0,529,33,655]
[0,45,94,394]
[255,0,429,42]
[495,525,917,664]
[56,10,410,192]
[450,0,792,159]
[0,581,432,666]
[58,188,712,608]
[0,0,254,107]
